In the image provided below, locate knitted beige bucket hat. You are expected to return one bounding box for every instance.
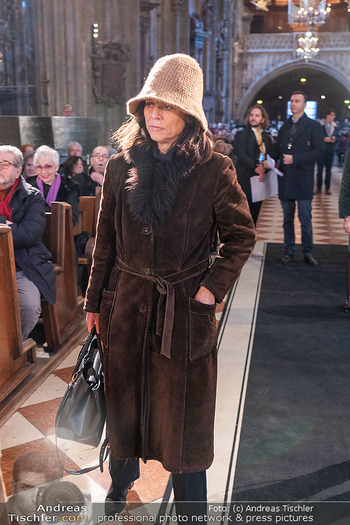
[127,53,208,132]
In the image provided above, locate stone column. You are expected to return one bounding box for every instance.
[171,0,185,52]
[140,2,160,85]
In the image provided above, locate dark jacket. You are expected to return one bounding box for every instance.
[28,175,80,226]
[73,169,98,197]
[9,176,56,304]
[277,113,325,200]
[320,120,339,155]
[234,127,273,201]
[84,149,255,473]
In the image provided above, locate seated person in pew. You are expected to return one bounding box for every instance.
[61,155,85,181]
[74,146,110,196]
[28,145,80,226]
[0,145,56,339]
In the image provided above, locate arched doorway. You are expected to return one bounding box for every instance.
[236,60,350,123]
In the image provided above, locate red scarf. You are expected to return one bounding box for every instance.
[0,177,20,221]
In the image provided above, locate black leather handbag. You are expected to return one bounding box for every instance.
[55,327,109,474]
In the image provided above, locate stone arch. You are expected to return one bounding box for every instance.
[235,59,350,120]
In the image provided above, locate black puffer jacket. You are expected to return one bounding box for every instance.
[9,176,56,304]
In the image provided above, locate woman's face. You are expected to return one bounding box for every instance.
[144,100,187,154]
[24,158,36,178]
[72,158,84,175]
[36,153,58,186]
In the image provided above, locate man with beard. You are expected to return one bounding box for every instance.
[74,146,110,196]
[234,104,273,225]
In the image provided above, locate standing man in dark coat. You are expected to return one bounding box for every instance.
[0,146,56,339]
[234,104,273,225]
[278,91,324,265]
[316,108,338,195]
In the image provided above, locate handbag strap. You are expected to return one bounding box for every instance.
[55,327,108,475]
[55,436,110,475]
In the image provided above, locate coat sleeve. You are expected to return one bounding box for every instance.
[84,157,118,312]
[10,191,47,249]
[200,156,256,302]
[234,130,257,172]
[339,151,350,218]
[292,121,325,167]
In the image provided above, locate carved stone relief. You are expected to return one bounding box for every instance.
[91,41,131,107]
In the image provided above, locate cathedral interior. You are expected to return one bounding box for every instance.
[1,0,349,142]
[1,0,350,521]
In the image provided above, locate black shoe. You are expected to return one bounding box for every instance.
[314,189,321,195]
[282,254,293,263]
[304,255,318,266]
[325,189,332,195]
[104,482,134,516]
[104,499,127,517]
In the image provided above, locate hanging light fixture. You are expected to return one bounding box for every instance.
[296,0,331,25]
[296,30,320,61]
[288,0,331,28]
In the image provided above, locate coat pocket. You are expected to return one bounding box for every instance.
[99,289,116,349]
[189,298,217,360]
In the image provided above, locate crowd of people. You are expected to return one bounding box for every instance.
[0,140,111,340]
[210,113,350,168]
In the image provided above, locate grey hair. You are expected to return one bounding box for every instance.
[0,145,24,168]
[34,145,60,167]
[67,141,82,152]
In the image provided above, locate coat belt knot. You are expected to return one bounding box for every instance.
[115,257,210,359]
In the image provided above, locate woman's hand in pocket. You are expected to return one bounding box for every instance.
[194,286,215,305]
[86,312,100,333]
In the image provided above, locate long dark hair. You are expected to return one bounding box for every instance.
[62,155,83,177]
[113,101,213,164]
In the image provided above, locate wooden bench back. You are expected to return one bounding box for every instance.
[0,226,23,362]
[0,226,35,401]
[42,202,83,351]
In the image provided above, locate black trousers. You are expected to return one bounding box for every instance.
[108,456,207,516]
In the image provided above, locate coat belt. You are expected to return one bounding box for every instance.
[115,257,210,359]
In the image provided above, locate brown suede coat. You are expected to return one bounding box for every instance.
[84,148,255,474]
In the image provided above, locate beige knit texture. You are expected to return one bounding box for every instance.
[127,53,208,132]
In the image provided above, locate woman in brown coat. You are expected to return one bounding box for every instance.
[85,53,255,514]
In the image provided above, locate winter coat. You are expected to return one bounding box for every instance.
[234,127,274,202]
[9,176,56,304]
[277,113,325,200]
[73,169,98,197]
[84,147,255,474]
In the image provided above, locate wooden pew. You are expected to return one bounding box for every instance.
[41,202,83,352]
[73,196,97,239]
[0,226,36,403]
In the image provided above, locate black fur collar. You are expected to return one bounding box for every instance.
[124,145,195,229]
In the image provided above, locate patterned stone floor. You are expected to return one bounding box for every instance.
[256,165,346,247]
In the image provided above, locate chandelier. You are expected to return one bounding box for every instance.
[288,0,331,29]
[294,0,331,26]
[296,30,320,61]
